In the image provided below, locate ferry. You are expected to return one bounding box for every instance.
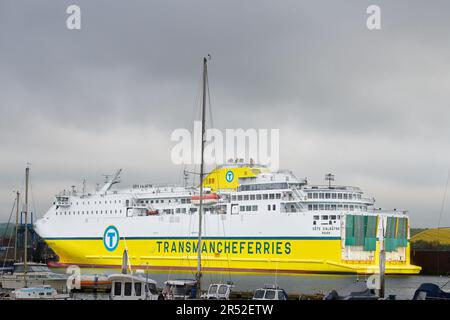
[34,161,420,275]
[34,57,420,276]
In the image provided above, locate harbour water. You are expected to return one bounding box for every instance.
[54,267,450,300]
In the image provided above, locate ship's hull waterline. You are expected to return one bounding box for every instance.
[44,237,420,275]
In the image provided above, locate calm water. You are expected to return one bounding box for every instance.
[53,267,450,300]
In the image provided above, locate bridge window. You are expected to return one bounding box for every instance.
[135,283,142,296]
[114,282,122,296]
[124,282,132,296]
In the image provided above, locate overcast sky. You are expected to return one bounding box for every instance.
[1,0,450,227]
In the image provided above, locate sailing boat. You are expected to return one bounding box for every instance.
[162,57,210,300]
[0,166,68,294]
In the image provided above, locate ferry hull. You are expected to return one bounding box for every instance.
[44,237,421,275]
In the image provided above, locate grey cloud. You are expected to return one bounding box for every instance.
[1,0,450,227]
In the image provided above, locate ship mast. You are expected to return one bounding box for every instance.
[196,56,209,298]
[24,165,30,287]
[14,191,20,262]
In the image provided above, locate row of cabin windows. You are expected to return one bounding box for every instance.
[56,209,123,216]
[239,205,258,212]
[313,215,339,220]
[113,282,157,296]
[307,192,362,200]
[239,182,288,191]
[139,198,191,205]
[239,205,276,212]
[74,199,122,206]
[308,204,367,211]
[232,193,281,201]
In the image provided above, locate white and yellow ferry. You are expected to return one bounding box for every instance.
[34,58,420,276]
[34,162,420,275]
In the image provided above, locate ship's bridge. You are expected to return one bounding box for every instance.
[202,161,270,192]
[202,159,310,193]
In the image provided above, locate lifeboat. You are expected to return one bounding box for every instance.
[146,209,159,216]
[191,193,219,205]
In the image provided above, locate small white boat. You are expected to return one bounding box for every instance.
[252,284,288,300]
[11,285,70,300]
[108,273,163,300]
[0,262,68,293]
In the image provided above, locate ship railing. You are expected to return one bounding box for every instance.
[303,185,362,191]
[367,208,408,215]
[360,197,375,203]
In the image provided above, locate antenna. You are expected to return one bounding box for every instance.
[325,173,335,188]
[82,179,86,196]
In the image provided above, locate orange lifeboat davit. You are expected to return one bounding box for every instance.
[191,193,219,205]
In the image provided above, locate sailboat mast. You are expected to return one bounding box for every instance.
[196,57,208,297]
[14,191,20,262]
[24,165,29,287]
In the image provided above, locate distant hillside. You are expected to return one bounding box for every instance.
[410,228,428,237]
[411,227,450,250]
